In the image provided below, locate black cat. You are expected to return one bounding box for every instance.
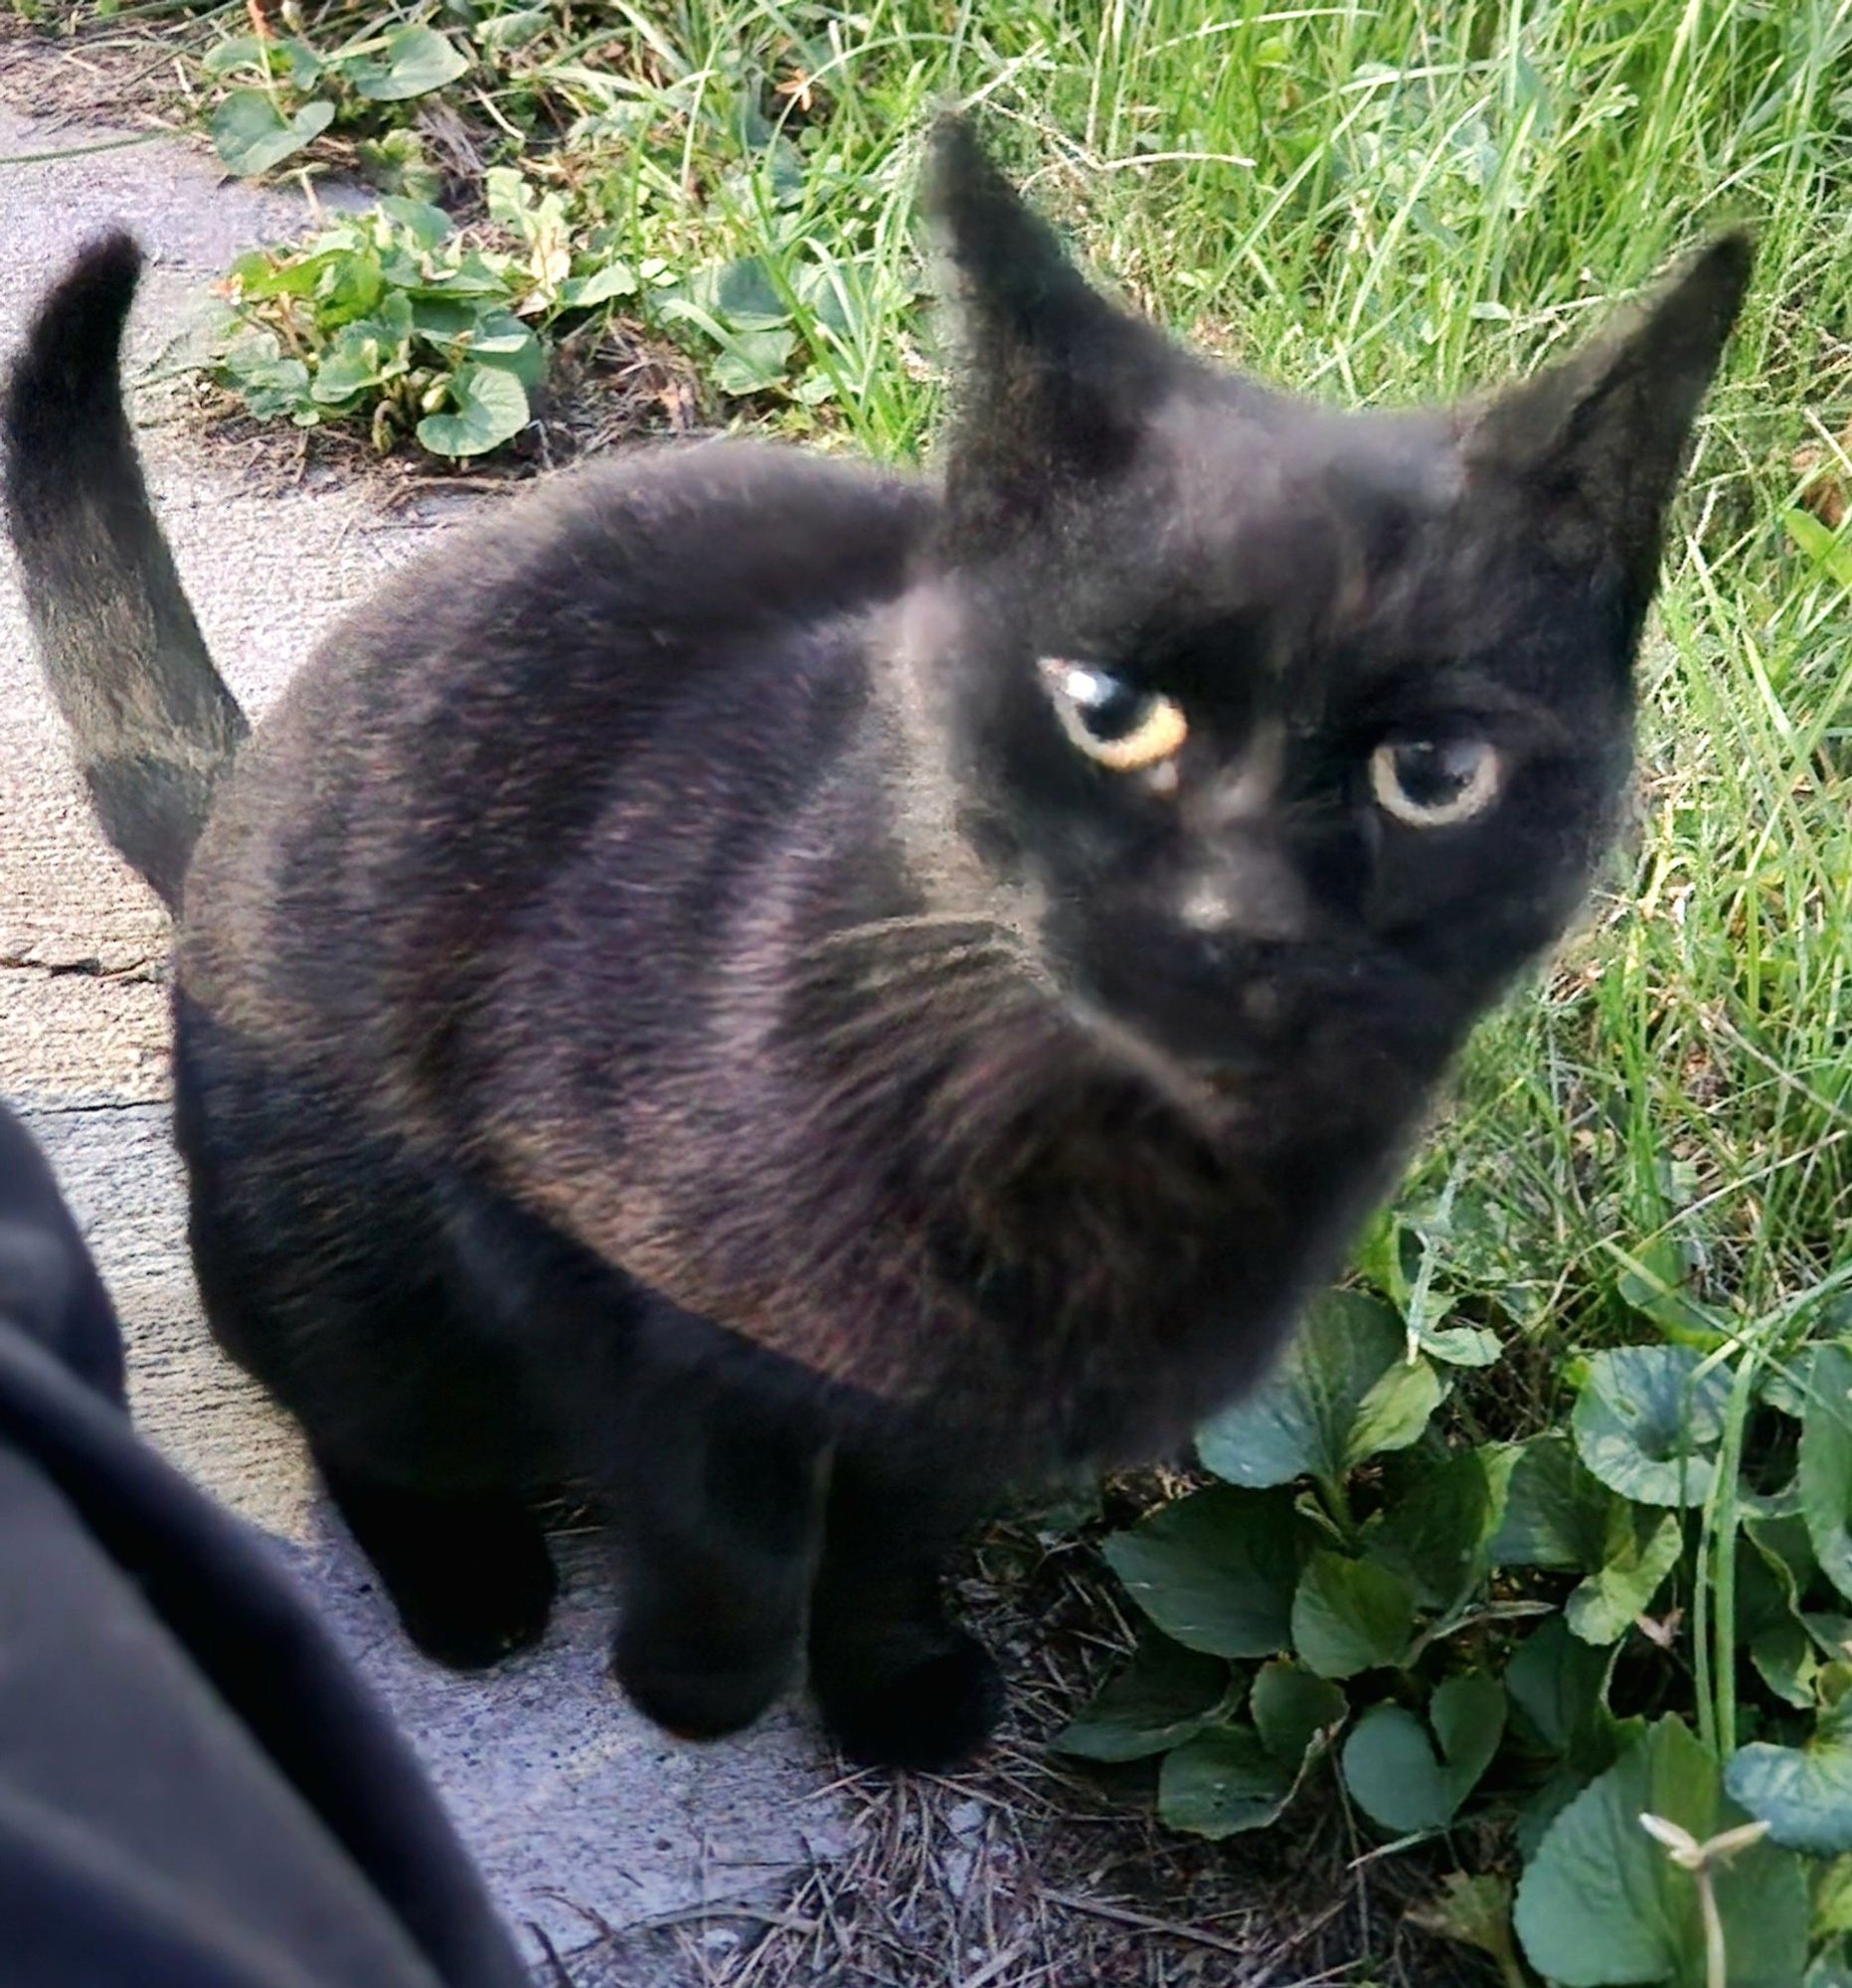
[3,119,1747,1769]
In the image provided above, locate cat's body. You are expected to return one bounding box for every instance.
[4,122,1747,1767]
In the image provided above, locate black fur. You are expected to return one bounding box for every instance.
[2,233,247,906]
[4,120,1749,1768]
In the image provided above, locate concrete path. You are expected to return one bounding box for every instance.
[0,104,841,1983]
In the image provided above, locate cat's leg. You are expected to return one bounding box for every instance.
[311,1457,558,1671]
[807,1446,1003,1770]
[602,1368,827,1742]
[175,998,558,1671]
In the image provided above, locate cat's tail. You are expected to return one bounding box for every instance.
[3,234,248,911]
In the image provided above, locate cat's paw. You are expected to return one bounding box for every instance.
[812,1630,1004,1771]
[610,1625,793,1740]
[391,1543,556,1670]
[390,1530,559,1671]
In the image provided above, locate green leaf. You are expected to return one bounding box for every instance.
[414,363,529,457]
[1727,1696,1852,1855]
[1291,1551,1416,1679]
[1801,1345,1852,1603]
[1613,1237,1730,1348]
[350,26,468,102]
[562,261,638,309]
[713,254,790,329]
[210,90,335,177]
[377,197,453,248]
[1814,1853,1852,1938]
[216,329,311,420]
[1054,1635,1230,1763]
[1250,1661,1347,1765]
[1507,1615,1616,1760]
[1346,1354,1444,1465]
[1157,1725,1295,1839]
[1416,1320,1505,1368]
[1197,1290,1407,1488]
[457,310,545,389]
[1340,1675,1505,1833]
[1572,1346,1731,1508]
[1368,1443,1518,1612]
[1514,1717,1809,1988]
[1784,507,1852,589]
[709,326,798,397]
[1754,1617,1822,1710]
[1492,1432,1610,1570]
[1101,1487,1302,1659]
[1565,1502,1685,1645]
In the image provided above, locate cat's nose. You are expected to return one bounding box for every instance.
[1176,844,1308,943]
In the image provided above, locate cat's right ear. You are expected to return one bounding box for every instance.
[925,115,1176,546]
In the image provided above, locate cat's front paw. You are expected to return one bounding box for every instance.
[391,1541,558,1671]
[811,1629,1004,1771]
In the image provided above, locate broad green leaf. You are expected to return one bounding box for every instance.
[457,310,545,389]
[1784,507,1852,590]
[217,330,311,420]
[1507,1615,1615,1760]
[1250,1661,1347,1765]
[350,26,468,102]
[1565,1503,1684,1645]
[415,363,529,457]
[713,255,790,329]
[1157,1725,1294,1839]
[1340,1676,1504,1833]
[710,327,798,397]
[1802,1345,1852,1603]
[1613,1237,1730,1348]
[1368,1444,1518,1612]
[1806,1959,1852,1988]
[1101,1487,1301,1659]
[210,90,335,177]
[1492,1432,1610,1570]
[377,197,453,248]
[1814,1853,1852,1938]
[1572,1346,1731,1508]
[562,261,638,309]
[1515,1717,1809,1988]
[1054,1635,1230,1762]
[1291,1551,1415,1679]
[1416,1319,1505,1368]
[1727,1696,1852,1855]
[1197,1290,1405,1488]
[1346,1354,1444,1465]
[1754,1618,1821,1710]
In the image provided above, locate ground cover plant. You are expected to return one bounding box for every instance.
[11,1,1852,1981]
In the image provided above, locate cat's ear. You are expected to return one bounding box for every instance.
[1462,234,1752,594]
[925,115,1178,543]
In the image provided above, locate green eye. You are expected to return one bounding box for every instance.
[1369,735,1501,827]
[1041,659,1189,772]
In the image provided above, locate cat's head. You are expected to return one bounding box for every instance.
[897,117,1748,1141]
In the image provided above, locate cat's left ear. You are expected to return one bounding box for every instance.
[925,115,1181,544]
[1462,234,1752,598]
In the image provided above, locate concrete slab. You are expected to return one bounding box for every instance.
[0,102,839,1979]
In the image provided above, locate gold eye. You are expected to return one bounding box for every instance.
[1040,659,1189,773]
[1369,735,1501,827]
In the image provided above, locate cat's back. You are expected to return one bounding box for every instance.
[179,439,930,1039]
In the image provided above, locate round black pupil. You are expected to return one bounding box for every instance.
[1077,678,1152,743]
[1393,740,1476,808]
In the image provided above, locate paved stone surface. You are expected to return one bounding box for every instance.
[0,102,837,1979]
